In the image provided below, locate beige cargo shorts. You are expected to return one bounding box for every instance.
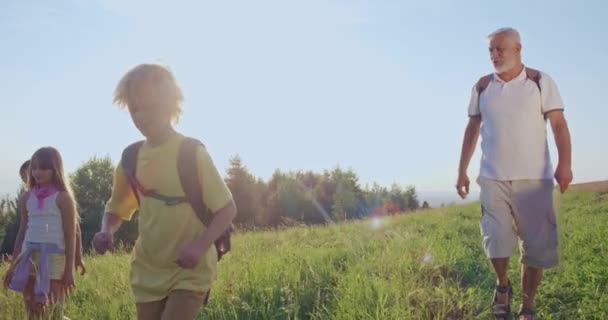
[477,176,559,269]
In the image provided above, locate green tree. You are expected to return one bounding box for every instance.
[264,170,288,226]
[225,155,265,227]
[330,167,363,220]
[70,156,138,252]
[403,185,419,211]
[312,171,336,222]
[422,200,430,209]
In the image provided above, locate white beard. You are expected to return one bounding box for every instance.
[493,60,516,73]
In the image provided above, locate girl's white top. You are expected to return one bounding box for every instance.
[23,192,65,251]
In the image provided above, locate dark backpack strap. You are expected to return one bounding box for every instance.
[476,74,493,96]
[475,74,493,118]
[177,137,214,226]
[177,137,232,261]
[525,67,542,92]
[476,68,541,95]
[475,74,494,117]
[525,67,544,115]
[121,141,145,206]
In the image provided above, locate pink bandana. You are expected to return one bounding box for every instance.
[32,185,58,209]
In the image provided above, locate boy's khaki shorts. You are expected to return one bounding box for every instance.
[477,176,559,269]
[136,289,210,320]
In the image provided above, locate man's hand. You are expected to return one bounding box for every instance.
[92,231,114,254]
[554,163,573,193]
[456,117,481,200]
[547,111,572,193]
[456,173,471,199]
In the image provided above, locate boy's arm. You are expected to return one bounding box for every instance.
[104,163,138,229]
[192,200,237,254]
[176,146,237,269]
[93,164,137,254]
[101,211,124,234]
[11,192,29,260]
[196,145,237,234]
[92,212,124,255]
[176,202,237,270]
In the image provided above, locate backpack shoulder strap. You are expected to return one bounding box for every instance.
[121,140,145,206]
[475,74,493,96]
[474,74,493,118]
[177,137,234,261]
[525,67,542,92]
[177,137,213,226]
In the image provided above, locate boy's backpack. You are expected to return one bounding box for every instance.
[475,67,542,107]
[120,137,233,262]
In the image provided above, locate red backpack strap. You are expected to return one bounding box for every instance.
[177,137,232,261]
[121,141,145,206]
[525,67,542,92]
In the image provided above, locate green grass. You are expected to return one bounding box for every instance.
[1,189,607,319]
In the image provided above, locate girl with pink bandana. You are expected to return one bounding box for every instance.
[3,147,78,320]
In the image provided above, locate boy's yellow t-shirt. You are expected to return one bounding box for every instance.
[104,132,233,303]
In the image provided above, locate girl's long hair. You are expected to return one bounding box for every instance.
[27,147,79,221]
[28,147,69,192]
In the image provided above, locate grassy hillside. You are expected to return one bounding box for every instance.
[1,185,607,319]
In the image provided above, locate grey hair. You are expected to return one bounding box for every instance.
[487,27,521,44]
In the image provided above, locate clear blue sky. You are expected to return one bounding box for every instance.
[1,0,607,204]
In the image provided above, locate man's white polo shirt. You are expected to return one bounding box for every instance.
[467,65,565,181]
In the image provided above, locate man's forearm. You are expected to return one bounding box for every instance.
[553,122,572,167]
[458,120,481,174]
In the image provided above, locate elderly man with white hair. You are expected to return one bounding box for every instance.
[456,27,573,319]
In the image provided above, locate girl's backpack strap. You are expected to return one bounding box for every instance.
[120,140,145,206]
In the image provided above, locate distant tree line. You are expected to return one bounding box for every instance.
[1,154,427,255]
